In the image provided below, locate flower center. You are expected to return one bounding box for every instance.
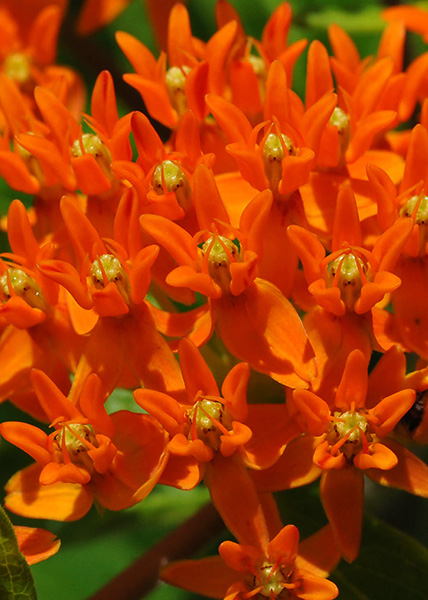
[54,423,99,473]
[329,107,351,167]
[0,267,46,310]
[188,399,230,450]
[3,52,31,83]
[262,132,295,193]
[152,160,191,210]
[327,252,367,311]
[248,561,294,599]
[71,134,112,177]
[201,235,242,293]
[90,254,131,304]
[327,410,371,461]
[400,194,428,255]
[166,65,191,118]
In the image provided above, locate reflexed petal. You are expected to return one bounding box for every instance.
[296,525,341,578]
[161,556,239,598]
[14,526,61,565]
[206,455,269,552]
[320,468,364,563]
[252,435,321,491]
[217,279,316,388]
[5,464,93,521]
[365,439,428,497]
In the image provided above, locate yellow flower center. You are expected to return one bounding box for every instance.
[327,410,371,461]
[329,107,351,167]
[166,65,191,118]
[400,194,428,255]
[54,423,99,473]
[201,235,242,294]
[152,160,191,210]
[3,52,31,83]
[263,132,295,192]
[327,252,367,311]
[90,254,131,304]
[71,134,112,177]
[257,563,288,598]
[188,399,230,451]
[0,268,46,310]
[248,54,267,81]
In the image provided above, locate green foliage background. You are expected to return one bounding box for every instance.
[1,1,428,599]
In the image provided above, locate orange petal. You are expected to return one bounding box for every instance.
[292,569,339,600]
[206,454,269,553]
[243,404,300,471]
[368,389,415,438]
[221,362,250,423]
[30,368,80,422]
[216,278,316,389]
[296,525,341,578]
[140,214,199,265]
[365,439,428,497]
[353,443,398,470]
[0,421,51,464]
[287,225,325,284]
[289,389,330,436]
[161,556,238,599]
[252,435,321,492]
[179,337,220,399]
[205,94,253,145]
[305,41,334,108]
[5,463,93,521]
[14,526,60,565]
[193,163,230,231]
[334,349,368,411]
[76,0,131,35]
[320,468,364,563]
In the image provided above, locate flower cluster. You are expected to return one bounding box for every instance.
[1,0,428,598]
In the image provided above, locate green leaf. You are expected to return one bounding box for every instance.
[332,516,428,600]
[305,7,384,34]
[0,504,37,600]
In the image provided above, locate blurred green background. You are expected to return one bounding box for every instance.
[2,1,428,599]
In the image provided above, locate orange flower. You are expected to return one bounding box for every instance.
[367,125,428,357]
[116,3,227,129]
[134,338,297,488]
[0,2,84,117]
[0,369,169,520]
[161,524,339,600]
[38,192,184,400]
[213,1,307,120]
[366,345,428,444]
[0,199,83,420]
[288,183,412,318]
[254,349,428,562]
[205,59,336,294]
[141,165,316,388]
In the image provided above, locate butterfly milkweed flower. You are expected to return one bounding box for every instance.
[160,523,339,600]
[134,337,299,548]
[141,164,316,389]
[0,369,169,520]
[253,349,428,562]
